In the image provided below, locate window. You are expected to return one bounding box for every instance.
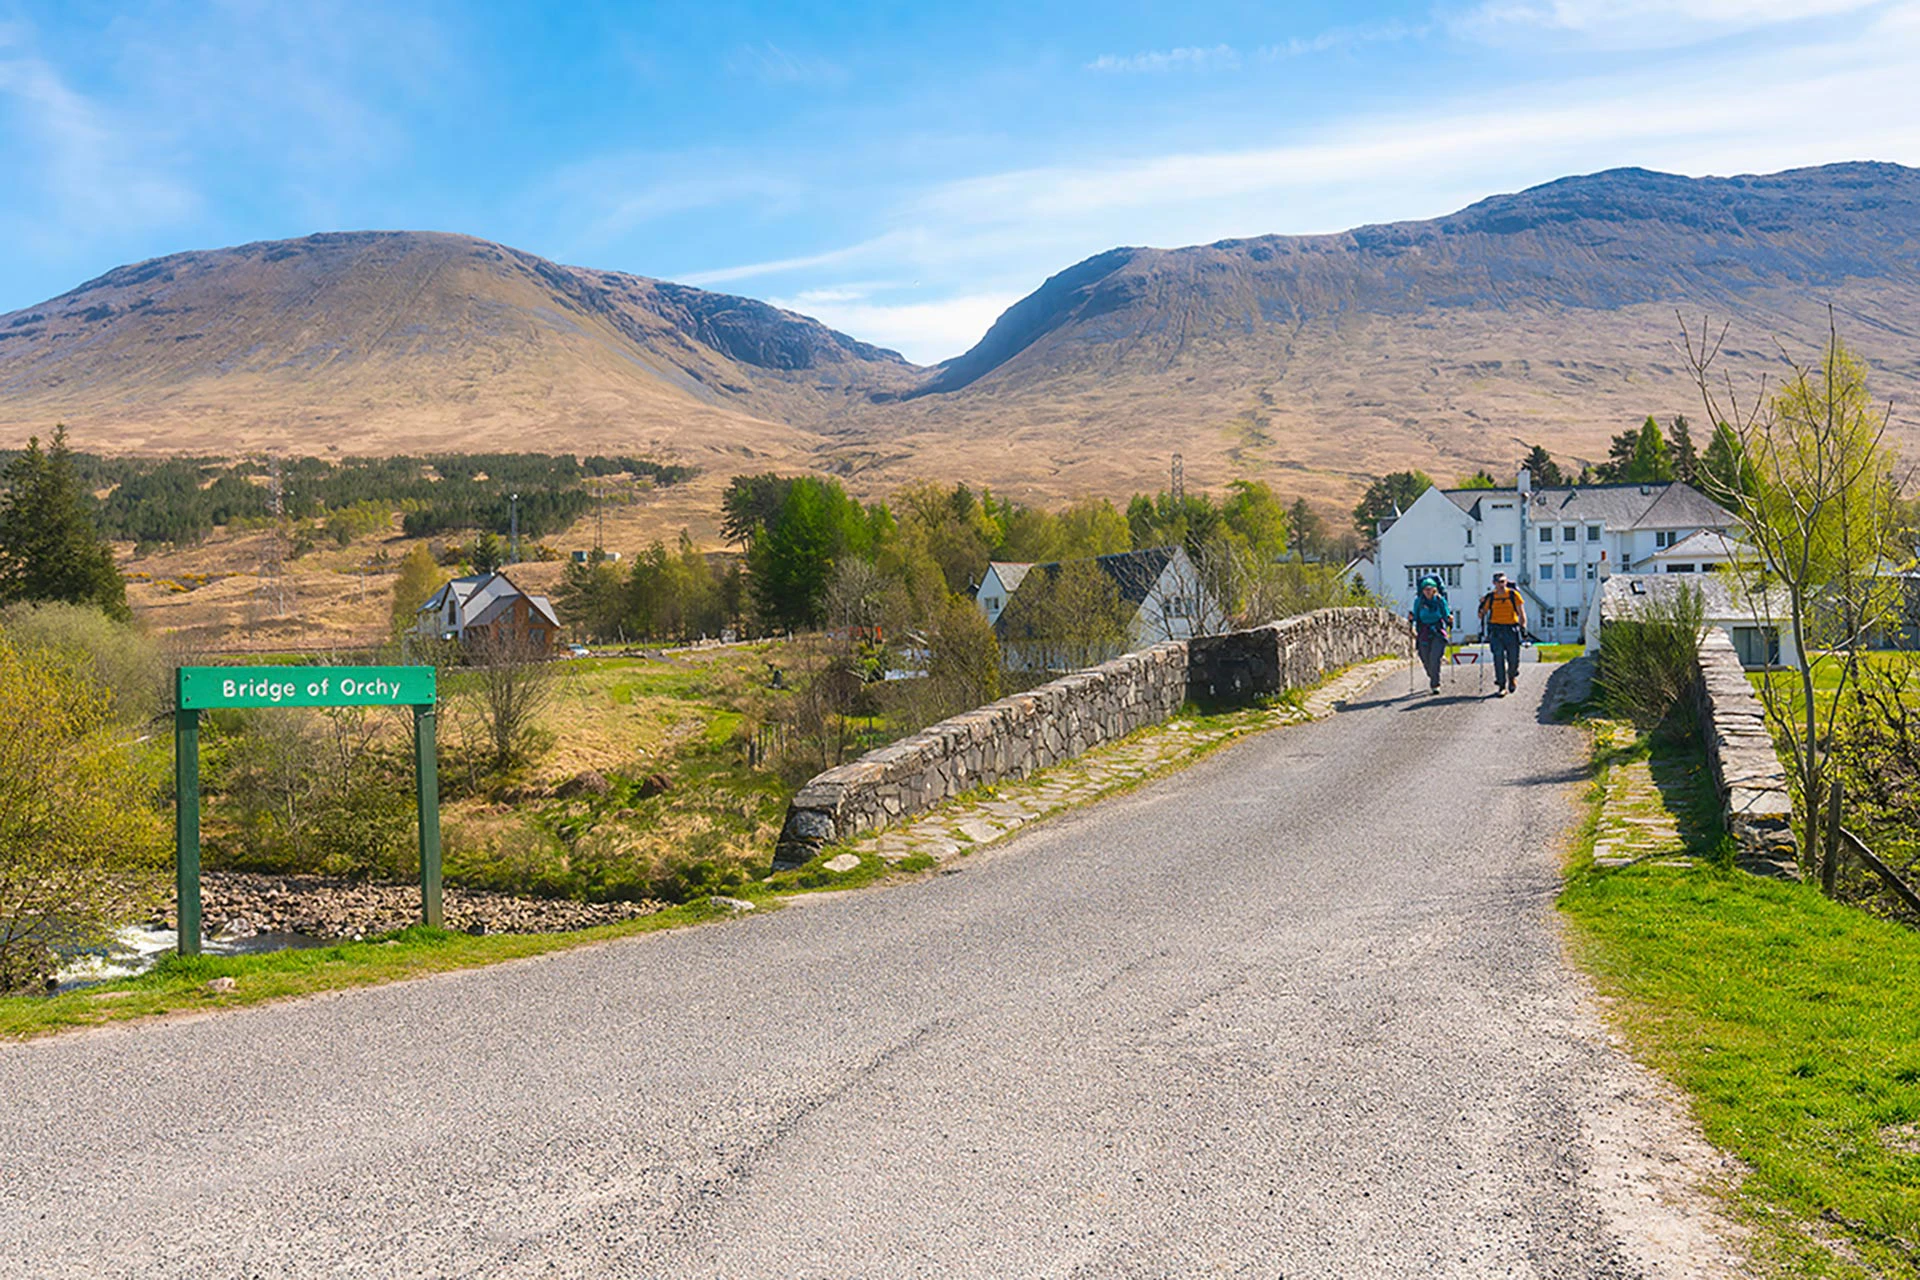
[1493,544,1513,565]
[1586,525,1601,542]
[1586,563,1597,580]
[1665,564,1695,574]
[1539,526,1554,543]
[1561,525,1577,542]
[1464,528,1473,546]
[1563,607,1582,629]
[1655,530,1679,549]
[1564,563,1580,579]
[1407,565,1462,588]
[982,596,1000,611]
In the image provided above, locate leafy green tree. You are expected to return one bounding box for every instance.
[1685,319,1906,884]
[389,542,444,636]
[720,473,794,550]
[1056,498,1131,559]
[0,602,167,724]
[0,630,166,991]
[748,476,878,630]
[1455,470,1497,490]
[1521,445,1565,487]
[1697,421,1757,505]
[925,595,1001,710]
[1128,491,1224,561]
[1221,479,1289,559]
[1351,470,1433,542]
[895,480,1001,593]
[0,428,129,621]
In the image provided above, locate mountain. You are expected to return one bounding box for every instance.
[4,164,1918,517]
[0,230,917,469]
[832,162,1920,506]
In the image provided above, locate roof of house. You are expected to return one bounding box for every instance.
[1091,546,1180,606]
[418,571,560,629]
[1598,573,1784,624]
[993,546,1193,640]
[984,561,1035,595]
[1641,530,1753,562]
[1438,481,1734,529]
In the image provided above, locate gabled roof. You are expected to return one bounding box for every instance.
[415,570,558,628]
[1433,481,1735,529]
[984,561,1034,595]
[1626,482,1738,530]
[1643,530,1752,562]
[1092,546,1179,606]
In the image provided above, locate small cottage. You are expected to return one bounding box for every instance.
[414,571,562,657]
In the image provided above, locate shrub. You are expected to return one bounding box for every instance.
[1598,582,1706,732]
[0,629,168,991]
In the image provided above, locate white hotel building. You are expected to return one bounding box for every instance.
[1364,472,1739,643]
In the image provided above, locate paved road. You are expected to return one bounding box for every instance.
[2,666,1696,1278]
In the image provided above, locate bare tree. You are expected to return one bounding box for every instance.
[465,626,562,774]
[1681,308,1910,880]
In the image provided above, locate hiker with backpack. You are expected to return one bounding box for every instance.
[1478,571,1528,698]
[1408,574,1451,695]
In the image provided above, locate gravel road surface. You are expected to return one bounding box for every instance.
[1,667,1736,1278]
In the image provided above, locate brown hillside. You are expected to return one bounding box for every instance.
[831,163,1920,506]
[3,164,1919,524]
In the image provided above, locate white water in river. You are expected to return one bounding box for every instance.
[53,925,328,992]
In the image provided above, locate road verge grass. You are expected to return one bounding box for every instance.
[1561,724,1920,1276]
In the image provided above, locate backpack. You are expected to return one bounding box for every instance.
[1482,586,1522,626]
[1412,588,1451,636]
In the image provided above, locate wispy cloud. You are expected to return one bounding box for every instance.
[1258,20,1428,57]
[1086,44,1241,73]
[1455,0,1887,48]
[0,29,198,251]
[680,234,910,287]
[694,4,1920,360]
[726,41,846,87]
[770,289,1021,363]
[528,155,798,254]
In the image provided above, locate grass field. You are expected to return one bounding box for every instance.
[1562,725,1920,1276]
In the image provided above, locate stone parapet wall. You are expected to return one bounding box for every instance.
[1695,626,1799,878]
[773,606,1409,868]
[1188,607,1406,704]
[773,641,1189,868]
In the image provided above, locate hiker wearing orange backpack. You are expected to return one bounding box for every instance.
[1477,571,1528,698]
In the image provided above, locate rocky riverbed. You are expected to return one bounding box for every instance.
[156,872,664,940]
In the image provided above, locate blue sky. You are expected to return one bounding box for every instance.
[2,0,1916,364]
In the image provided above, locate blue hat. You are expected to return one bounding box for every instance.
[1419,575,1441,590]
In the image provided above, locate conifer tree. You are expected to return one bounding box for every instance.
[0,427,129,621]
[1626,416,1675,483]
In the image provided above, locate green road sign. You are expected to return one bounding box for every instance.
[178,665,435,710]
[173,664,442,954]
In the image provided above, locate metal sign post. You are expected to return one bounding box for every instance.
[173,665,439,956]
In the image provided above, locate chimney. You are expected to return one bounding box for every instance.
[1517,466,1532,496]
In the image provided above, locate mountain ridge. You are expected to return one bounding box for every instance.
[3,162,1917,513]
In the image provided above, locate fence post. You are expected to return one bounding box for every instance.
[1823,778,1843,898]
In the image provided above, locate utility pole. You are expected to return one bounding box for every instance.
[1170,453,1185,504]
[509,492,520,565]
